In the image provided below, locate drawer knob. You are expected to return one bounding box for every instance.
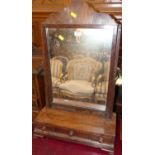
[69,130,74,136]
[42,126,46,130]
[99,137,103,143]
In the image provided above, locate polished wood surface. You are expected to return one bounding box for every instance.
[42,4,120,118]
[33,0,121,153]
[32,0,72,48]
[34,107,116,152]
[106,25,121,118]
[35,108,116,135]
[32,59,43,74]
[32,56,45,121]
[53,98,106,112]
[43,0,116,25]
[32,0,122,48]
[33,0,71,13]
[87,0,122,23]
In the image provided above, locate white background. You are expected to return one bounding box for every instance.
[0,0,155,154]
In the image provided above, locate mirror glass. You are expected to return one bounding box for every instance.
[46,27,114,110]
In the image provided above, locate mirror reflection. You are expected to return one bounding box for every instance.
[46,28,113,108]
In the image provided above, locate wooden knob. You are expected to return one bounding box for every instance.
[99,137,103,143]
[69,130,74,136]
[42,126,46,130]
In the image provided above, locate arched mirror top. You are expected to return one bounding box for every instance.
[42,0,120,117]
[43,0,117,26]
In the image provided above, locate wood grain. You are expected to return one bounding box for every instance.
[33,0,121,153]
[32,0,71,13]
[34,107,116,151]
[32,56,46,121]
[53,98,106,112]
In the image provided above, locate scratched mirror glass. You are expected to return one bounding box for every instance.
[46,28,113,108]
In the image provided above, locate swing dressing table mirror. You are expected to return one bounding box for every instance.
[33,0,121,154]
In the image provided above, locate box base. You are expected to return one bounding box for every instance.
[33,107,116,153]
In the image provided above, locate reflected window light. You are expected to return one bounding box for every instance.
[74,29,83,43]
[74,30,82,37]
[83,29,113,43]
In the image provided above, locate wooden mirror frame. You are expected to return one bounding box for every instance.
[41,1,121,119]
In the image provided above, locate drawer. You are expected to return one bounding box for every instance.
[34,124,114,145]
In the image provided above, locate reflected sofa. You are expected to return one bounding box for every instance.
[59,57,102,101]
[50,56,68,96]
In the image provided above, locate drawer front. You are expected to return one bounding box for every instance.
[34,124,115,145]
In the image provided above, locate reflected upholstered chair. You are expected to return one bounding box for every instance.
[94,61,110,103]
[50,56,68,96]
[59,57,102,101]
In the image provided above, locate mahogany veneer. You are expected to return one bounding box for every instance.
[32,0,72,49]
[34,107,116,153]
[32,54,45,121]
[33,1,121,154]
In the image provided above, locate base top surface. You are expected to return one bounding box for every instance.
[34,107,116,136]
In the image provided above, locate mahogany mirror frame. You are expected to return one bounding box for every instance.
[41,23,121,119]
